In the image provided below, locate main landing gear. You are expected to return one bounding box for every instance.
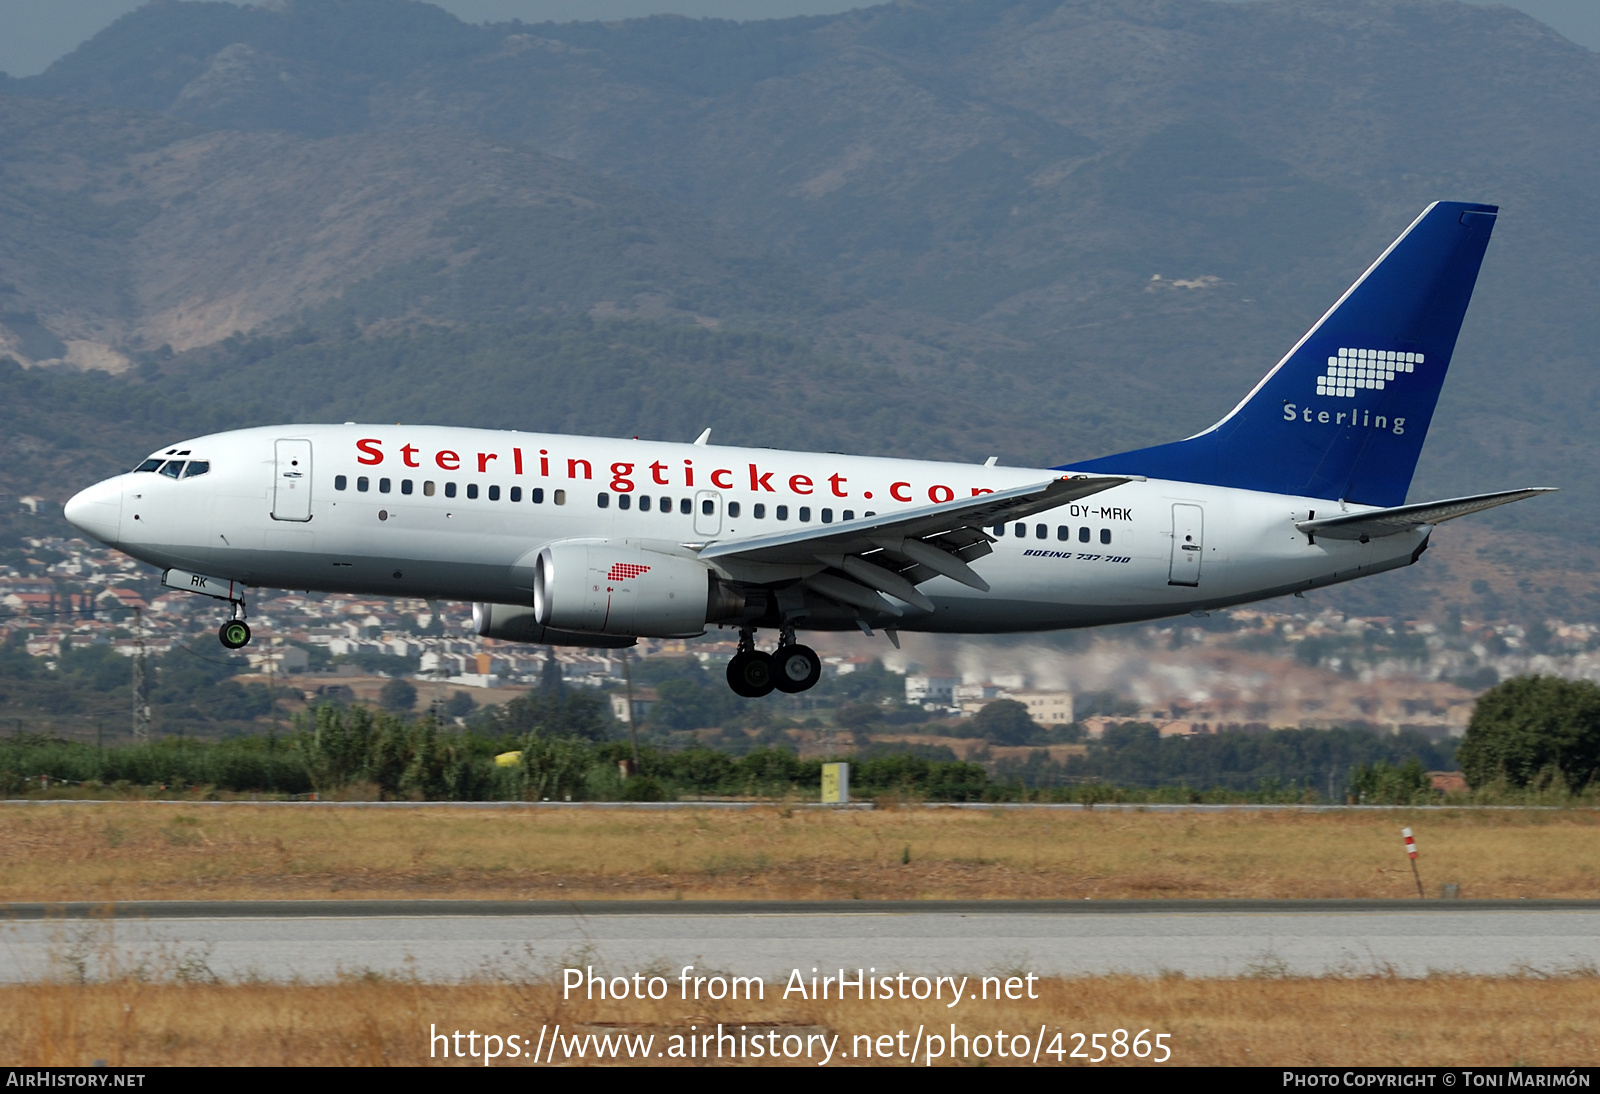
[218,601,252,650]
[726,627,821,698]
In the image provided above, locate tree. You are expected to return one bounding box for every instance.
[1457,675,1600,791]
[972,699,1041,746]
[379,678,417,712]
[493,688,611,740]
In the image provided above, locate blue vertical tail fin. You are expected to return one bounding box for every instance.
[1062,201,1497,506]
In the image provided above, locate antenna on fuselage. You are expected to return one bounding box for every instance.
[692,428,712,446]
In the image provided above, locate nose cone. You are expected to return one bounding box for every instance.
[64,478,123,545]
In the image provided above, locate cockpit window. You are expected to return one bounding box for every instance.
[136,458,164,472]
[183,461,210,478]
[159,461,184,478]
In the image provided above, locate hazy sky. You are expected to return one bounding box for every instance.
[1,0,1595,78]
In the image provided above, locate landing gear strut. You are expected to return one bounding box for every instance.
[218,600,251,650]
[726,626,821,696]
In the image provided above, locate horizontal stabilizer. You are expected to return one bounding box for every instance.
[1295,487,1556,541]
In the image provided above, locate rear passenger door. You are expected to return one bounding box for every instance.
[1168,503,1203,586]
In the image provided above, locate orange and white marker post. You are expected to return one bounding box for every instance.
[1402,827,1424,898]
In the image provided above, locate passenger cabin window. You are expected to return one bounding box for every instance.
[159,461,184,479]
[466,484,479,500]
[618,494,630,510]
[638,495,651,512]
[379,478,391,493]
[401,479,413,495]
[1100,528,1112,545]
[753,503,766,519]
[1013,523,1026,538]
[992,525,1005,537]
[183,461,209,478]
[1057,525,1069,541]
[777,505,789,521]
[728,501,740,518]
[678,498,691,515]
[843,510,854,521]
[532,488,544,503]
[335,475,348,491]
[554,490,566,505]
[488,485,500,501]
[1078,527,1090,543]
[444,482,456,498]
[136,458,163,473]
[701,499,714,516]
[597,492,610,508]
[660,497,672,513]
[821,508,833,523]
[423,481,436,497]
[800,507,812,522]
[510,486,522,502]
[1036,524,1047,539]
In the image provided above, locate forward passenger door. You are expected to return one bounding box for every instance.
[272,439,313,522]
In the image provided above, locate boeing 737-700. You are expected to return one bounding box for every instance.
[63,201,1552,696]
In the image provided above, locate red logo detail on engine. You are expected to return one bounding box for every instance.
[606,563,651,582]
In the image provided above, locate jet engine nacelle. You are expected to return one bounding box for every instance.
[472,602,639,648]
[533,540,744,638]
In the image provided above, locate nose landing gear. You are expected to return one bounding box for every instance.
[726,627,821,697]
[218,601,251,650]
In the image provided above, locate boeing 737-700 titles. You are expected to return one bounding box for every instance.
[64,202,1553,696]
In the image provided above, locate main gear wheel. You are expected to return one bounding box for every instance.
[770,644,822,693]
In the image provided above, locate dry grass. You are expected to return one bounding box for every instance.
[5,974,1599,1066]
[3,803,1600,902]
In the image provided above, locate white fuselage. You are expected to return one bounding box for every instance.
[64,424,1427,634]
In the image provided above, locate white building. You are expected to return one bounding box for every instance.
[952,683,1004,704]
[905,674,958,705]
[1005,689,1076,724]
[246,645,310,673]
[610,687,659,724]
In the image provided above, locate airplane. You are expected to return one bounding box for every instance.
[64,201,1552,697]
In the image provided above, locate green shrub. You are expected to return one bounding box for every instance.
[1458,675,1600,791]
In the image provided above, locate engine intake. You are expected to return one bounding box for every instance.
[533,541,744,638]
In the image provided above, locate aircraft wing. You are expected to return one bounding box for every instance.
[1295,487,1556,542]
[694,474,1132,615]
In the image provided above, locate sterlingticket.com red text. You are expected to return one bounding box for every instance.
[426,965,1174,1066]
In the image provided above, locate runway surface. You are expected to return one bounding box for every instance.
[3,902,1597,982]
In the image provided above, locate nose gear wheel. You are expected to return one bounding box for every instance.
[219,620,252,649]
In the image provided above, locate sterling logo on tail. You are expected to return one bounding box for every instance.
[1315,348,1421,398]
